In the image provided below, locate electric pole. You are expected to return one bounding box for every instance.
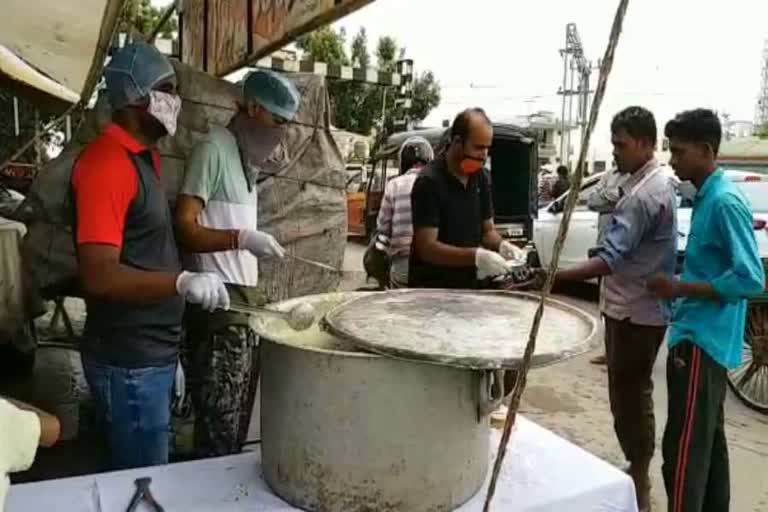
[557,23,598,169]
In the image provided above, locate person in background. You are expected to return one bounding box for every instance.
[551,164,572,198]
[537,167,557,204]
[71,43,230,470]
[409,108,524,289]
[552,107,677,512]
[0,398,59,511]
[176,69,299,457]
[589,164,629,245]
[587,164,630,366]
[649,109,765,512]
[375,136,435,288]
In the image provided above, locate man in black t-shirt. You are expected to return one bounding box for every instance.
[409,108,524,289]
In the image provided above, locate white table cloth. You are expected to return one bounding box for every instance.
[7,417,637,512]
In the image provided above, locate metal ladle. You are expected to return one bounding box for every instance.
[230,301,318,331]
[227,254,335,330]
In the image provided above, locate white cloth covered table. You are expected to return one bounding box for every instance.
[7,417,637,511]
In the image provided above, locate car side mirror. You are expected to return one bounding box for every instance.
[549,201,564,214]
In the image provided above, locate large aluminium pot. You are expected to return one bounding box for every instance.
[254,291,596,512]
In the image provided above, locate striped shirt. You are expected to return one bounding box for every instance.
[376,167,422,257]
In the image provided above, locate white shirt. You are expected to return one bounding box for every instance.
[0,399,40,511]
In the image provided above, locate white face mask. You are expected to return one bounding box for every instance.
[148,90,182,136]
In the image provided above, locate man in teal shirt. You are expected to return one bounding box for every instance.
[649,109,765,512]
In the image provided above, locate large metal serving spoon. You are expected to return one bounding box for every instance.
[230,301,318,331]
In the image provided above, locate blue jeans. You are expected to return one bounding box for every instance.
[83,357,176,470]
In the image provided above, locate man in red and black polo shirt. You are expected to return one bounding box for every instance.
[71,43,230,469]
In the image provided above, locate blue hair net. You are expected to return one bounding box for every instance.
[243,69,300,121]
[104,42,175,110]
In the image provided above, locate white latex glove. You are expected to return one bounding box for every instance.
[238,230,286,259]
[176,272,231,312]
[499,240,525,262]
[476,248,510,280]
[173,362,186,412]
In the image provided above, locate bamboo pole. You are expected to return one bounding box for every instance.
[482,1,631,509]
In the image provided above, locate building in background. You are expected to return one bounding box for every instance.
[331,127,371,163]
[724,120,755,140]
[500,111,578,170]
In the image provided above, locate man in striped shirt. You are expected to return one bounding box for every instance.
[376,136,435,288]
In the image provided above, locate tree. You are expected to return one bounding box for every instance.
[346,29,379,135]
[118,0,178,40]
[296,27,370,134]
[350,28,370,68]
[409,71,441,124]
[297,27,442,137]
[296,26,348,66]
[376,36,398,72]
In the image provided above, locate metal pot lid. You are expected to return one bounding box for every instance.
[322,290,597,370]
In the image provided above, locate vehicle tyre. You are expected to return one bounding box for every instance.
[727,301,768,414]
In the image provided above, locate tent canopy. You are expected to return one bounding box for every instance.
[0,45,79,104]
[0,0,123,102]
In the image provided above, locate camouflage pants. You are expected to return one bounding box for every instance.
[185,305,259,458]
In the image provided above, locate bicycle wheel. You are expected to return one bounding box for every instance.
[728,302,768,414]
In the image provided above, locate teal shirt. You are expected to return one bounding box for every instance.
[669,169,765,369]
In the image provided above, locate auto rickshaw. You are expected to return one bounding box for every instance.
[348,124,540,243]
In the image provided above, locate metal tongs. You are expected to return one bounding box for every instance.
[126,477,165,512]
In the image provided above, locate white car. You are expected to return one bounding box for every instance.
[532,168,768,271]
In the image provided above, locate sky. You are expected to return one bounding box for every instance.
[333,0,768,155]
[155,0,768,156]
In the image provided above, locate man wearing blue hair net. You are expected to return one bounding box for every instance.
[175,69,300,456]
[71,42,231,469]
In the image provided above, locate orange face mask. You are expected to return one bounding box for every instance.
[460,156,485,175]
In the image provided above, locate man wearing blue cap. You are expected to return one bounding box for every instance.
[71,42,231,469]
[176,69,300,456]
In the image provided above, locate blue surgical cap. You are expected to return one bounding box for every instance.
[243,69,300,121]
[104,42,175,110]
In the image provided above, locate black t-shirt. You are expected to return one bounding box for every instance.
[408,155,493,289]
[552,176,571,199]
